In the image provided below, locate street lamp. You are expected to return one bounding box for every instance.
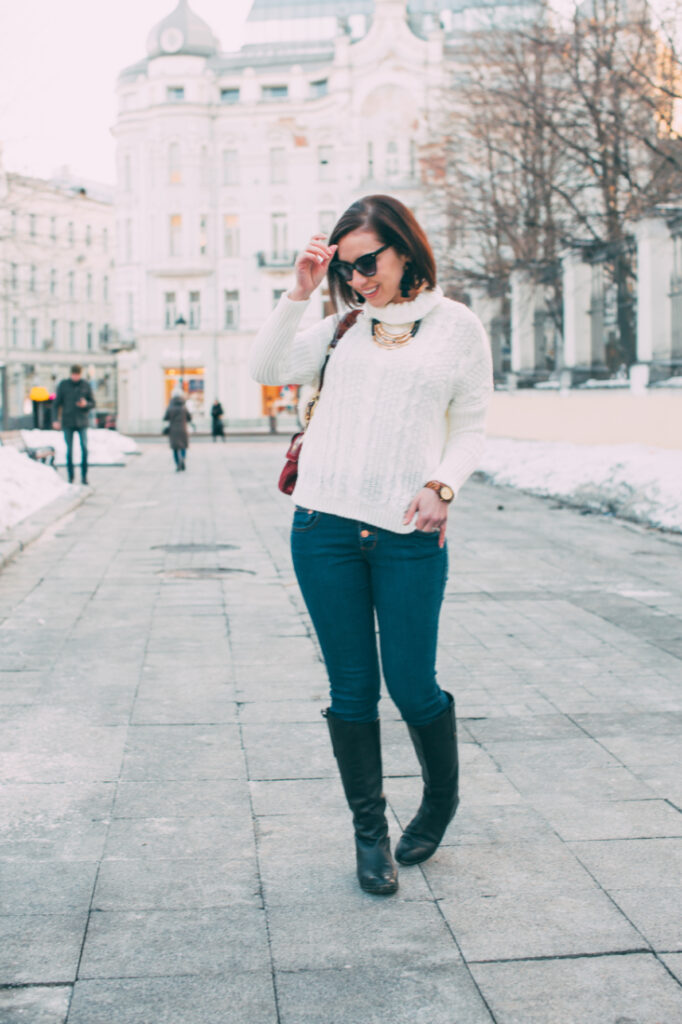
[175,314,186,389]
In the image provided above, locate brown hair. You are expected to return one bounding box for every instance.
[327,194,436,310]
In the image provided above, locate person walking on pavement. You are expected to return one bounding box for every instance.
[211,398,226,441]
[52,364,95,485]
[164,389,191,471]
[249,195,493,896]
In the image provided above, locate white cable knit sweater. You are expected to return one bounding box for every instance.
[249,286,493,533]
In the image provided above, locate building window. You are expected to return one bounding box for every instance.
[318,145,334,181]
[367,141,374,178]
[167,86,185,102]
[11,317,19,346]
[68,271,75,299]
[10,263,17,289]
[319,210,336,235]
[103,275,109,302]
[86,273,93,301]
[310,79,328,98]
[69,322,76,350]
[200,145,209,188]
[30,319,38,348]
[386,140,399,177]
[85,224,92,246]
[29,214,37,238]
[29,265,36,292]
[50,216,57,241]
[223,214,240,258]
[262,85,288,101]
[189,291,201,329]
[169,142,182,185]
[271,213,288,259]
[50,268,57,295]
[221,87,239,104]
[102,227,109,251]
[224,289,239,329]
[10,210,17,235]
[270,147,287,184]
[169,215,181,257]
[125,219,133,261]
[222,149,239,185]
[87,323,94,351]
[272,288,286,308]
[50,320,58,347]
[68,221,75,245]
[199,215,208,256]
[127,293,134,330]
[164,292,177,329]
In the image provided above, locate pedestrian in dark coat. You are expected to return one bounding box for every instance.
[211,399,225,441]
[164,391,191,471]
[52,364,95,484]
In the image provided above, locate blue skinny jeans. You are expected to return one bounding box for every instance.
[291,508,450,726]
[63,427,88,482]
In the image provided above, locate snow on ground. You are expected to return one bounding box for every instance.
[479,439,682,533]
[21,429,140,466]
[0,447,72,533]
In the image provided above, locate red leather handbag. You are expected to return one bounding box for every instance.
[278,308,361,495]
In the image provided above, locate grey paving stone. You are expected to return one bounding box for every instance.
[422,839,597,900]
[249,778,347,817]
[532,797,682,841]
[464,714,586,743]
[277,964,494,1024]
[0,984,71,1024]
[596,733,682,767]
[78,907,270,979]
[470,953,682,1024]
[120,724,245,780]
[112,779,250,819]
[438,886,643,962]
[608,887,682,950]
[68,974,278,1024]
[238,698,328,723]
[0,710,127,783]
[130,696,239,724]
[268,896,461,971]
[0,913,87,984]
[0,860,97,914]
[0,782,115,827]
[661,952,682,983]
[93,857,260,911]
[570,837,682,890]
[240,721,336,780]
[0,818,109,862]
[102,815,254,861]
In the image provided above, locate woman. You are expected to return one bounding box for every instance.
[164,389,191,471]
[249,195,492,896]
[211,398,226,441]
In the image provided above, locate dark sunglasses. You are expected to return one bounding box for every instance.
[330,243,390,283]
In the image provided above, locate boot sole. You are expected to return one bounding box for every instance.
[359,878,399,895]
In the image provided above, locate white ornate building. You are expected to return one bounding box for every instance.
[0,153,116,429]
[113,0,524,432]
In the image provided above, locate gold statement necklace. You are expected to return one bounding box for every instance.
[371,318,422,349]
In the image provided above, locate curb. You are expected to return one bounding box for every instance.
[0,486,92,571]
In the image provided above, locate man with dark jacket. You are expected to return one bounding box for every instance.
[53,365,95,484]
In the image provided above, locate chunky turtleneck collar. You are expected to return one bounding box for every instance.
[362,286,444,326]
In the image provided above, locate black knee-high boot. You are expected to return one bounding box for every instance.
[395,692,459,866]
[325,711,399,895]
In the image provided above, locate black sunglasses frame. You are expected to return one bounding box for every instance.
[330,243,390,283]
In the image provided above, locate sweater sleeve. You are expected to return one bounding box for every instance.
[249,295,338,386]
[431,314,494,497]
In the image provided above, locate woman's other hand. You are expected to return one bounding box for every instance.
[288,235,337,302]
[403,488,449,548]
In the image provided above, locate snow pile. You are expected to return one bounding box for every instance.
[21,429,140,466]
[0,448,72,533]
[479,439,682,532]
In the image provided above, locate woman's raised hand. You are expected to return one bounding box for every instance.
[288,235,337,302]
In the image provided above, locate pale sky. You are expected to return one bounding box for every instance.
[0,0,253,185]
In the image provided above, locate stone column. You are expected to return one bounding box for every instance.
[562,250,592,369]
[510,269,538,372]
[635,216,673,364]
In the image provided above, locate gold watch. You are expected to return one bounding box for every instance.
[425,480,454,503]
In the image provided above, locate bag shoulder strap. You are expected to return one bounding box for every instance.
[319,308,362,390]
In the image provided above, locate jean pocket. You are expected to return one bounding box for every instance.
[292,506,321,532]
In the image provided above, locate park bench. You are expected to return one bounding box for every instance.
[0,430,56,467]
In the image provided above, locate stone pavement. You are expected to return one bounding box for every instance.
[0,438,681,1024]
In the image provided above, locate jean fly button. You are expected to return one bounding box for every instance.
[360,529,370,538]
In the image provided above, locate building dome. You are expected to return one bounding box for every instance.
[146,0,219,59]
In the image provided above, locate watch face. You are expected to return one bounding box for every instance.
[440,485,455,502]
[160,27,184,53]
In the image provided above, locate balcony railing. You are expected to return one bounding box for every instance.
[257,251,297,269]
